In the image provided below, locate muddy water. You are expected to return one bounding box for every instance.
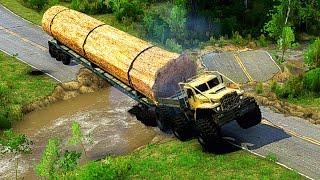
[0,87,160,179]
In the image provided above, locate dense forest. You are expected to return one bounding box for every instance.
[21,0,320,51]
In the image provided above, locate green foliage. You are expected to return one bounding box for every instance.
[256,34,269,47]
[108,0,143,22]
[22,0,59,11]
[303,68,320,93]
[266,153,278,162]
[231,31,247,46]
[0,129,32,154]
[71,0,108,14]
[277,26,295,61]
[35,138,60,178]
[304,38,320,68]
[58,150,82,174]
[275,75,304,99]
[256,83,264,94]
[69,121,83,145]
[65,140,300,179]
[270,80,278,93]
[165,38,182,53]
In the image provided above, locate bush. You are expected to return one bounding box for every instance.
[275,76,304,99]
[109,0,143,22]
[231,31,247,46]
[255,83,264,94]
[22,0,59,11]
[303,68,320,93]
[165,38,182,53]
[304,38,320,68]
[256,34,269,47]
[71,0,108,14]
[270,80,278,93]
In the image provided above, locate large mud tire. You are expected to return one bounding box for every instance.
[196,116,221,151]
[236,104,262,129]
[171,114,194,141]
[49,43,58,58]
[156,107,173,133]
[129,104,157,127]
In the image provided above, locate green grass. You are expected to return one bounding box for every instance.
[66,140,302,179]
[0,0,43,25]
[0,0,145,38]
[0,52,56,128]
[287,97,320,112]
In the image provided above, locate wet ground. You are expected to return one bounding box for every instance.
[0,87,162,179]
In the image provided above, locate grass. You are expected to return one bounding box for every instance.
[287,96,320,112]
[0,0,145,38]
[0,52,56,128]
[66,140,302,179]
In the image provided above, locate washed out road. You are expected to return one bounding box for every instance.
[0,5,79,82]
[0,4,319,179]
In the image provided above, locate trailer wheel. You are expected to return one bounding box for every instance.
[49,43,58,58]
[56,52,71,65]
[156,107,173,133]
[129,104,157,127]
[171,113,194,141]
[196,115,221,151]
[236,103,261,129]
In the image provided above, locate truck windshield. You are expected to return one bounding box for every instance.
[195,83,208,93]
[207,78,220,88]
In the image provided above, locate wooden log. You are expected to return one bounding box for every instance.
[42,6,197,102]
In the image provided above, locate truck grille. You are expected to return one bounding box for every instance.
[221,92,240,111]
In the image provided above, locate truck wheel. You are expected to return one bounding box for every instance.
[156,107,173,133]
[171,114,194,141]
[129,104,157,127]
[236,104,261,129]
[49,43,58,58]
[56,51,71,65]
[196,116,221,151]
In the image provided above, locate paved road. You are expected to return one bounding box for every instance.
[0,4,319,179]
[0,5,80,82]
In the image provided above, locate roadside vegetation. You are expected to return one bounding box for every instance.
[34,121,301,179]
[0,52,56,128]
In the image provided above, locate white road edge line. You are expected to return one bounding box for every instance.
[225,140,314,180]
[0,48,62,83]
[0,4,42,28]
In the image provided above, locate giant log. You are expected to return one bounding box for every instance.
[42,6,196,102]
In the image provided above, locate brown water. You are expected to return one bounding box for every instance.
[0,87,159,179]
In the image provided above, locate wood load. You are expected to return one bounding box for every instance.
[42,6,197,102]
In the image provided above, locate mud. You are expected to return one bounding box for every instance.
[0,87,169,179]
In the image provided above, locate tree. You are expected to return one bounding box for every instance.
[0,129,32,179]
[277,26,295,62]
[304,38,320,68]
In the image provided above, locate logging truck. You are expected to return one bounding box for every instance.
[43,6,262,150]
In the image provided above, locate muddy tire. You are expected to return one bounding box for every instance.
[236,104,262,129]
[196,116,221,151]
[156,107,173,133]
[129,104,157,127]
[49,43,58,58]
[171,113,194,141]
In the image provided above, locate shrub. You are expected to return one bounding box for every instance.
[109,0,143,22]
[270,80,278,93]
[165,38,182,53]
[303,68,320,93]
[71,0,108,14]
[275,75,304,98]
[22,0,59,11]
[277,26,295,62]
[304,38,320,68]
[255,83,264,94]
[256,34,269,47]
[231,31,247,46]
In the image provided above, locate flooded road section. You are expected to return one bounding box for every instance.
[0,87,159,179]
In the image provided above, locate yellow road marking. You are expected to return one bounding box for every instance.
[261,119,320,146]
[0,25,47,51]
[233,53,254,82]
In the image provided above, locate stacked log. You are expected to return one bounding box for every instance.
[42,6,196,102]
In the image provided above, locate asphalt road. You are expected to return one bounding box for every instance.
[0,4,319,179]
[0,5,80,82]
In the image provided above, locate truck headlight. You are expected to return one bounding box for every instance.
[240,95,243,100]
[216,106,221,111]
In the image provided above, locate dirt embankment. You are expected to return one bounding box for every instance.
[23,68,108,114]
[247,92,320,125]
